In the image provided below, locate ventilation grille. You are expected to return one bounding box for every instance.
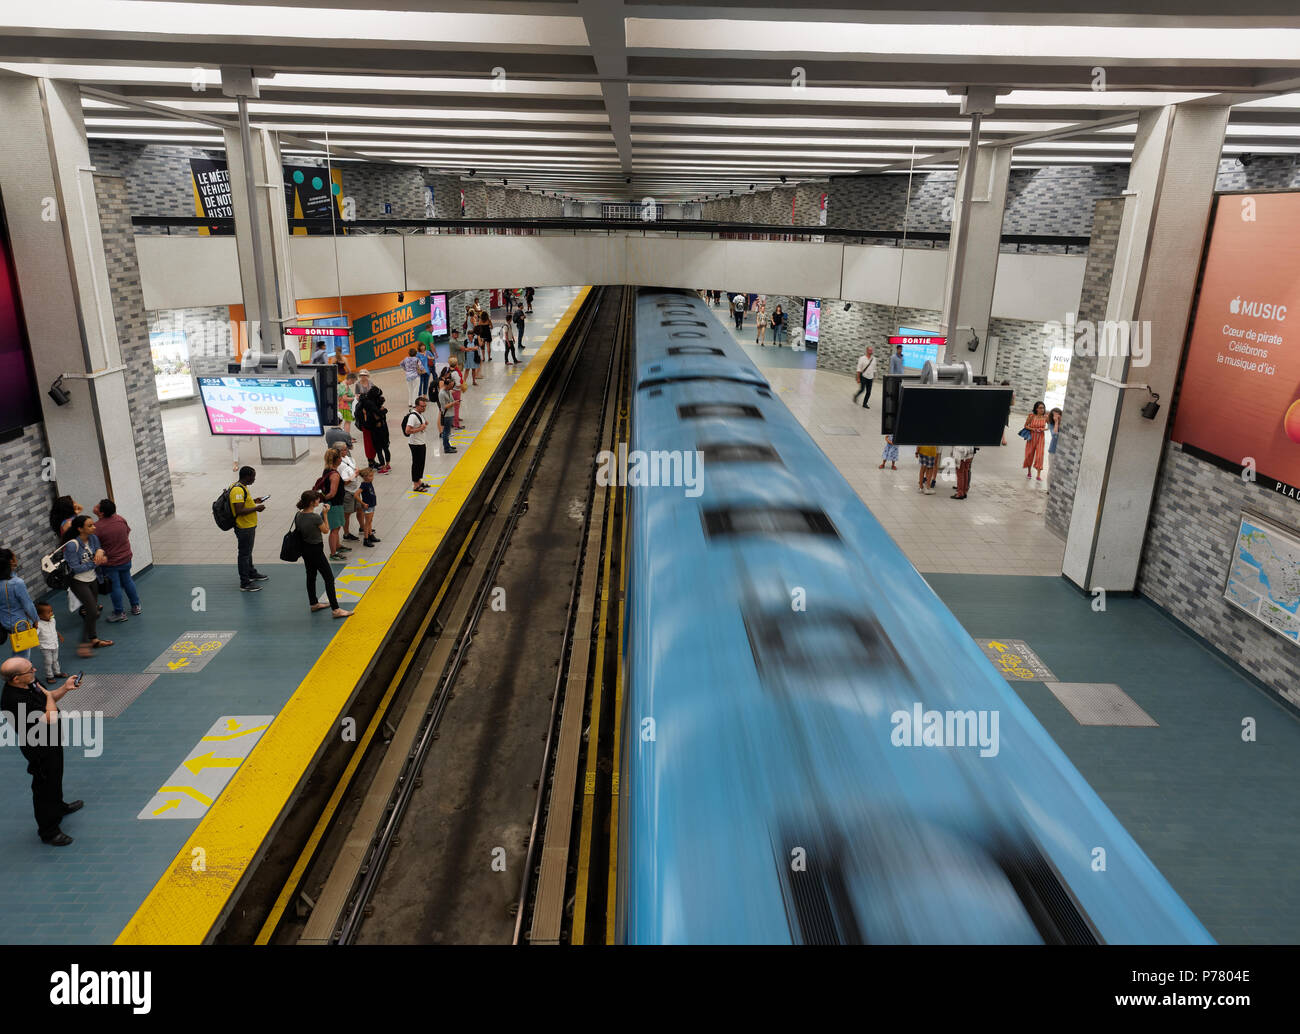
[678,402,763,420]
[700,442,781,464]
[994,843,1101,945]
[702,506,837,539]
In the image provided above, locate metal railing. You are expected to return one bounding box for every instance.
[129,215,1092,253]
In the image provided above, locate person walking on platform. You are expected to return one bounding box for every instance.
[889,344,905,377]
[754,297,768,345]
[403,396,432,493]
[502,316,518,365]
[525,286,535,313]
[62,516,112,657]
[771,304,786,346]
[293,491,351,620]
[438,373,459,455]
[1023,401,1048,481]
[93,498,141,623]
[513,304,526,351]
[230,466,269,592]
[853,346,877,408]
[0,548,39,661]
[1,656,83,846]
[732,293,746,331]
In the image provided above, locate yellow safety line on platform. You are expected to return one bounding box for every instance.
[116,288,592,945]
[252,525,479,945]
[605,483,629,944]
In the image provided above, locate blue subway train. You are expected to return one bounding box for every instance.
[616,288,1212,944]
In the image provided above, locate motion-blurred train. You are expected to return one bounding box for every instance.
[616,288,1212,944]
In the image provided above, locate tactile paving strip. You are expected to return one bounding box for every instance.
[57,673,159,718]
[1043,682,1158,727]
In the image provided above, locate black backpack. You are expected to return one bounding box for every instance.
[41,545,73,590]
[213,483,237,531]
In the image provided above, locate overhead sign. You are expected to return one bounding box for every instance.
[145,631,237,674]
[286,326,350,337]
[889,336,947,345]
[138,715,274,819]
[975,638,1056,681]
[198,376,323,436]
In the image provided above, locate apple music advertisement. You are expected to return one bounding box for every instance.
[1171,191,1300,500]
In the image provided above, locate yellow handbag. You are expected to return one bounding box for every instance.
[4,582,40,652]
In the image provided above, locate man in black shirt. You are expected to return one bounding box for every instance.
[0,657,83,845]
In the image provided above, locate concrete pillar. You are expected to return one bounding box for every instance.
[940,144,1012,374]
[0,73,154,565]
[222,122,294,343]
[1063,103,1231,593]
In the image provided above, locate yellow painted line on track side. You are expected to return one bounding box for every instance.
[116,287,592,945]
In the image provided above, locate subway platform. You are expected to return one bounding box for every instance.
[0,287,585,945]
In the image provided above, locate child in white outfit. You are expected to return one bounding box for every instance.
[36,602,69,681]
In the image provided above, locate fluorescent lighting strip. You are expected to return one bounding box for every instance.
[625,18,1300,61]
[117,99,610,124]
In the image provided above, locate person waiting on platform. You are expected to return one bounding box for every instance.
[754,296,768,345]
[1023,401,1048,481]
[357,386,392,474]
[0,547,39,661]
[525,286,535,313]
[416,340,433,399]
[889,345,905,377]
[513,303,526,351]
[951,445,976,500]
[93,498,141,623]
[503,315,518,365]
[401,347,423,408]
[229,466,269,592]
[62,515,112,656]
[357,468,380,547]
[916,445,938,495]
[293,491,351,620]
[453,328,480,387]
[878,434,899,471]
[1048,407,1063,460]
[49,496,80,541]
[317,448,349,560]
[1,656,83,846]
[438,372,459,455]
[476,308,494,363]
[403,396,432,493]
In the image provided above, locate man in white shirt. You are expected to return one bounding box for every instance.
[731,293,746,330]
[402,397,431,492]
[853,346,877,408]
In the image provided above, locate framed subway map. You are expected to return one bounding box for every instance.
[1223,511,1300,645]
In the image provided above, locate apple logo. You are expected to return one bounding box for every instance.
[1230,296,1242,314]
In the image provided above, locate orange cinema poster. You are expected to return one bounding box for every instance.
[1171,191,1300,495]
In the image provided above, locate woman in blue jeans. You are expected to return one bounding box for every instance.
[0,548,39,659]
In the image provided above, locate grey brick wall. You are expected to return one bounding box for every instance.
[94,173,175,527]
[89,140,224,236]
[1044,196,1125,538]
[816,301,943,375]
[148,306,234,359]
[1214,154,1300,192]
[0,424,58,589]
[991,317,1053,412]
[337,163,427,220]
[1139,445,1300,707]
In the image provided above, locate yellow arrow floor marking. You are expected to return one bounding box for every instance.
[183,752,243,776]
[156,785,214,806]
[167,658,190,670]
[152,799,180,816]
[201,722,270,742]
[988,641,1007,651]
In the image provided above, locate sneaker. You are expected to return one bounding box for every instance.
[251,573,270,581]
[41,832,73,846]
[364,538,376,547]
[329,551,346,561]
[338,544,352,551]
[378,465,391,474]
[343,532,360,541]
[241,584,262,592]
[106,611,128,622]
[131,605,142,615]
[53,671,72,680]
[445,447,458,454]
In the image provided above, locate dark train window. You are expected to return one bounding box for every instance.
[660,319,707,328]
[669,331,707,339]
[667,345,724,356]
[678,403,763,420]
[701,507,837,539]
[641,374,764,391]
[646,388,663,397]
[756,388,773,398]
[699,442,782,465]
[648,364,662,373]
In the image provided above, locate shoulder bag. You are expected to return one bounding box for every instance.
[4,582,40,652]
[280,514,304,563]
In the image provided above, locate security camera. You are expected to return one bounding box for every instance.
[843,302,851,311]
[1141,389,1161,420]
[468,168,476,176]
[967,331,980,352]
[780,176,787,183]
[47,375,71,407]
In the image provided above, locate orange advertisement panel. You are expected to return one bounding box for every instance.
[1171,191,1300,496]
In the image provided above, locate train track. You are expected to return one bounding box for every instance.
[240,286,630,945]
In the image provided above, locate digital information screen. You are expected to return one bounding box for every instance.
[198,376,323,436]
[1171,191,1300,498]
[430,292,448,338]
[804,299,821,343]
[893,330,945,371]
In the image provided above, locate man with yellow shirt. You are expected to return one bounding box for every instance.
[230,465,269,592]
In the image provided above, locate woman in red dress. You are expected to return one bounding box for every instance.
[1023,401,1048,481]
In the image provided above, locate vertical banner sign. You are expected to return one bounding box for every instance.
[284,165,345,236]
[190,158,234,237]
[351,295,432,368]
